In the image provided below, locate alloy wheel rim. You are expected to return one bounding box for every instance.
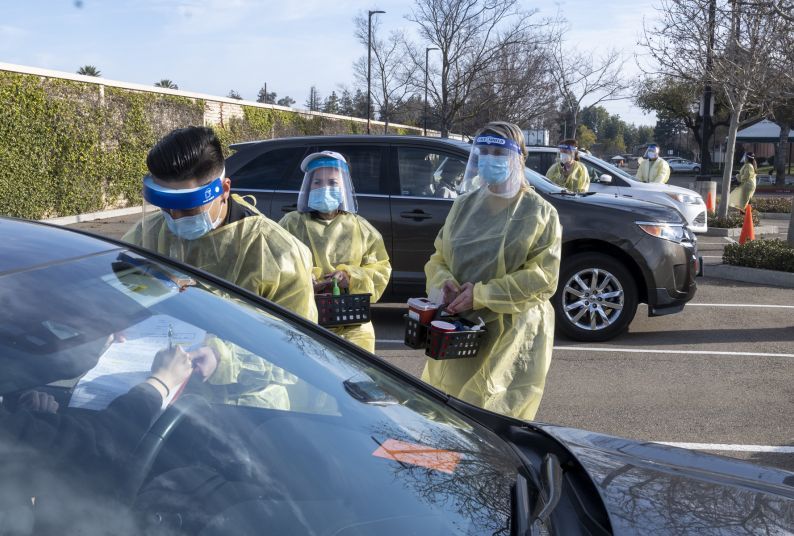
[562,268,625,331]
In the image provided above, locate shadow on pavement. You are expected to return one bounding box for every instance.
[554,326,794,346]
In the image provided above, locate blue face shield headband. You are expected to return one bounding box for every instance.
[558,144,577,152]
[474,135,522,155]
[306,158,350,173]
[143,173,224,210]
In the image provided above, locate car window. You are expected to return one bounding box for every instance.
[0,245,520,534]
[319,145,383,194]
[397,147,467,198]
[578,158,605,184]
[230,146,308,190]
[525,152,547,174]
[581,154,635,184]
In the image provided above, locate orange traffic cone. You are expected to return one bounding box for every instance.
[739,204,755,244]
[706,191,715,212]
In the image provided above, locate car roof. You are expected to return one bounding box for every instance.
[0,218,120,275]
[230,135,473,151]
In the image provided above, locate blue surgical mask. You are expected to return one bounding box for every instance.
[646,150,658,160]
[478,154,511,185]
[308,187,342,213]
[163,202,222,240]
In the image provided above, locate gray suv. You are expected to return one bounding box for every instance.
[226,136,700,342]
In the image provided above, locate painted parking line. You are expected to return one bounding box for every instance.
[657,442,794,454]
[687,303,794,309]
[553,346,794,358]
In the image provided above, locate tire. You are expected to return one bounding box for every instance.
[693,166,701,173]
[553,253,639,342]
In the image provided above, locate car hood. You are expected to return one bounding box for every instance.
[543,191,685,224]
[535,424,794,534]
[626,180,701,197]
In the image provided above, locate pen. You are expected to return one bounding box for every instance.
[168,324,173,350]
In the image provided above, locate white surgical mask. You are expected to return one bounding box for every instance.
[560,153,572,164]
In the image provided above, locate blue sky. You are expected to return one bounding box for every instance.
[0,0,657,125]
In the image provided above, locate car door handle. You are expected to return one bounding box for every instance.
[281,204,298,213]
[400,210,432,221]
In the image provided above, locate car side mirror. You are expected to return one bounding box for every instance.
[598,174,613,184]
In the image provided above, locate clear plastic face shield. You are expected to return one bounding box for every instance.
[141,168,227,253]
[460,134,526,198]
[645,145,660,160]
[558,144,577,165]
[297,152,357,214]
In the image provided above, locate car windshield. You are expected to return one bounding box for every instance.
[0,246,521,535]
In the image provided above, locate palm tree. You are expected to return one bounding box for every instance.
[77,65,101,77]
[154,79,178,90]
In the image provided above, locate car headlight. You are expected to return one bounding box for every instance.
[636,222,687,243]
[666,193,701,205]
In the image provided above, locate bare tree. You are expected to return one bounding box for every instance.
[462,38,557,132]
[304,86,322,112]
[353,15,413,133]
[548,22,631,139]
[642,0,790,218]
[407,0,540,137]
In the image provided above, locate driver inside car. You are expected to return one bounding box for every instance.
[0,344,192,462]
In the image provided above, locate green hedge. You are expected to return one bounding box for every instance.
[0,72,204,219]
[750,197,792,214]
[707,211,760,228]
[723,239,794,273]
[1,71,419,219]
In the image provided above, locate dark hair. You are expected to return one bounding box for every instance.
[146,126,224,184]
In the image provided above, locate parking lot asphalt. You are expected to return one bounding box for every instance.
[68,213,794,473]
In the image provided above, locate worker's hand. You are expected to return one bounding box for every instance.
[189,346,219,381]
[18,390,59,414]
[447,282,474,314]
[440,280,461,305]
[324,270,350,289]
[151,346,194,392]
[313,279,332,293]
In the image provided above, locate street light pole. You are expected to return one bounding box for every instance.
[424,47,438,136]
[367,9,385,135]
[697,0,716,182]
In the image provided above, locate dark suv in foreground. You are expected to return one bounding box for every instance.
[226,135,700,342]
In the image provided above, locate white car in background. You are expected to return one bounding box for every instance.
[526,147,708,233]
[667,158,702,173]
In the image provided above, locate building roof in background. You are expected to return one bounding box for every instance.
[736,119,794,143]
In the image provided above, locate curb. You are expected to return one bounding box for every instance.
[757,212,791,221]
[42,205,145,226]
[703,225,778,238]
[706,264,794,288]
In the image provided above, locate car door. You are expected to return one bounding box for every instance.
[230,145,310,219]
[388,145,468,296]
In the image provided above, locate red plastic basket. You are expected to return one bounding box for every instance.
[315,293,371,327]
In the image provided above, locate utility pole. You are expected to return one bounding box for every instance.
[367,9,385,135]
[424,46,438,136]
